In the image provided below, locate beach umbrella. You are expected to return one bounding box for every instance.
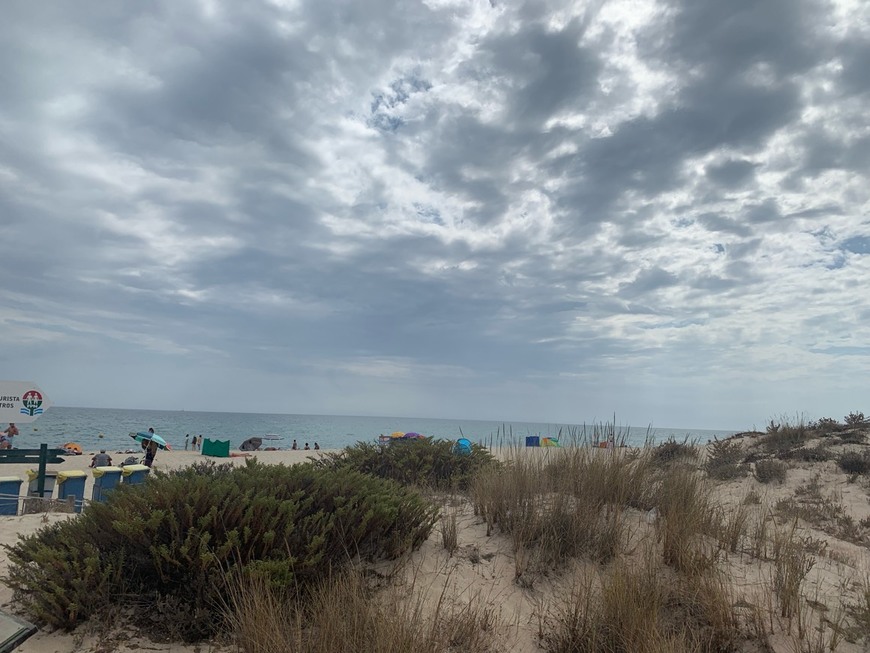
[403,432,423,439]
[240,437,262,451]
[130,431,170,450]
[390,431,405,439]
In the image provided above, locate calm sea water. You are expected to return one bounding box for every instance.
[7,407,739,454]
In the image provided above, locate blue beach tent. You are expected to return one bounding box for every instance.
[453,438,472,455]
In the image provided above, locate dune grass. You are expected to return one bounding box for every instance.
[223,568,500,653]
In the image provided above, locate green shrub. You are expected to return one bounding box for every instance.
[845,411,867,426]
[651,438,698,465]
[754,459,788,484]
[837,451,870,475]
[760,423,812,456]
[704,439,748,480]
[315,438,498,490]
[2,460,438,641]
[811,417,842,434]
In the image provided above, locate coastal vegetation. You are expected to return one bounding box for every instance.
[2,459,438,641]
[3,414,870,652]
[314,437,498,490]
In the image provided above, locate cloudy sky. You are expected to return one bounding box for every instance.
[2,0,869,430]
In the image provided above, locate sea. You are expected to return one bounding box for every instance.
[7,407,740,454]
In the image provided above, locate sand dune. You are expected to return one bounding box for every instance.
[2,435,870,652]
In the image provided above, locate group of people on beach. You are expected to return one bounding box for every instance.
[0,422,18,449]
[290,439,319,451]
[184,434,201,451]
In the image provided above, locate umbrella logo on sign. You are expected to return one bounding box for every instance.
[21,390,44,417]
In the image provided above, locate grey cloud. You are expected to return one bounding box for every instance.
[745,199,782,224]
[839,38,870,96]
[705,159,758,189]
[698,213,754,237]
[652,0,826,79]
[726,239,763,259]
[619,267,680,299]
[480,19,601,124]
[691,275,739,292]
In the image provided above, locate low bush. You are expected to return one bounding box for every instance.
[651,437,699,465]
[704,439,748,480]
[315,438,498,491]
[760,422,812,456]
[845,411,867,426]
[811,417,843,434]
[835,430,867,445]
[776,446,830,463]
[2,460,438,641]
[837,451,870,475]
[754,459,788,484]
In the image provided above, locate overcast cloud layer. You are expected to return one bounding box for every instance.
[2,0,869,429]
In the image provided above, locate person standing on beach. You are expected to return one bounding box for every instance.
[143,440,159,467]
[292,439,298,450]
[2,423,18,447]
[185,434,190,450]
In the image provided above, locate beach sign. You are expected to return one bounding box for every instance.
[0,381,51,423]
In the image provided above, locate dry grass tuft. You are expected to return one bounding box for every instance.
[539,550,740,653]
[222,567,500,653]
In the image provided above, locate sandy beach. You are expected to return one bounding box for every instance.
[2,434,870,652]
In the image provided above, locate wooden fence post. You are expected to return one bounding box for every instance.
[37,443,48,498]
